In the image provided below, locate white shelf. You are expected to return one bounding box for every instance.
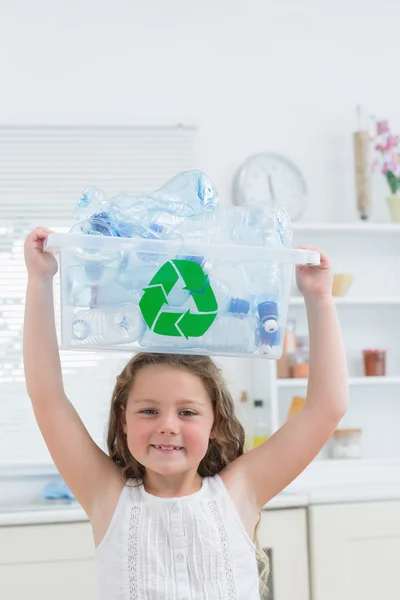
[258,222,400,462]
[289,296,400,306]
[313,457,400,467]
[293,222,400,233]
[277,376,400,388]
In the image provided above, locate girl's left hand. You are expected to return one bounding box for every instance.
[295,245,333,301]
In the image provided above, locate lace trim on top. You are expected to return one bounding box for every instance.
[209,499,236,599]
[128,505,141,600]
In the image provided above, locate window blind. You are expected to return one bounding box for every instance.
[0,125,196,465]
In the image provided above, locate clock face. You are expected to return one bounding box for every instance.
[233,153,307,221]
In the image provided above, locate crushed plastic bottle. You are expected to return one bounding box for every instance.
[167,202,291,247]
[71,303,144,345]
[70,170,219,241]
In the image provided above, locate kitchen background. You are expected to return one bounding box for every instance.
[1,1,400,599]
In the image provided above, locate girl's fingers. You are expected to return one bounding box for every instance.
[35,226,52,235]
[32,228,52,242]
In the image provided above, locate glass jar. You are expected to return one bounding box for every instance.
[291,335,309,378]
[363,349,386,376]
[277,319,297,378]
[330,428,362,459]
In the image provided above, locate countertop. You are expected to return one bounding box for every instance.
[2,482,400,526]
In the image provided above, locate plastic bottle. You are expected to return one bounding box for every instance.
[242,260,282,351]
[252,399,270,448]
[168,202,289,247]
[160,254,213,308]
[115,253,192,307]
[70,171,219,241]
[69,264,119,288]
[116,262,161,294]
[151,169,219,214]
[74,186,109,221]
[178,277,250,318]
[70,280,141,308]
[201,315,257,354]
[211,280,250,316]
[71,303,144,345]
[167,211,222,243]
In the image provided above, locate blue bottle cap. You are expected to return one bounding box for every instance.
[182,255,212,274]
[258,301,278,322]
[149,222,163,234]
[186,255,204,265]
[229,297,250,314]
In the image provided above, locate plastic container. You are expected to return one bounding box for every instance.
[330,429,362,459]
[45,233,319,359]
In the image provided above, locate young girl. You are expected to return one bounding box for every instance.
[23,226,348,600]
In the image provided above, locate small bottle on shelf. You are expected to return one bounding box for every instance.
[291,334,310,378]
[252,399,271,448]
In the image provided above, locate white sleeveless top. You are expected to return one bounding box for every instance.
[95,474,260,599]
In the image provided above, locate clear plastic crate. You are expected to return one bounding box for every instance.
[45,233,319,359]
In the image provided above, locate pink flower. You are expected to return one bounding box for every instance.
[384,136,400,151]
[377,121,389,135]
[382,161,397,174]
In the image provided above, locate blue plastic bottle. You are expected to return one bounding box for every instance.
[245,260,282,351]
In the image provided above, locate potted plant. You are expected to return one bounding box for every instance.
[373,120,400,223]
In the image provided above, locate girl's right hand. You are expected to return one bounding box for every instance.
[24,227,58,280]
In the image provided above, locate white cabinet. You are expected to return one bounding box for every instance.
[0,521,97,600]
[259,508,310,600]
[309,501,400,600]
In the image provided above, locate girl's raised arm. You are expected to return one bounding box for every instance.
[23,227,122,517]
[222,246,348,511]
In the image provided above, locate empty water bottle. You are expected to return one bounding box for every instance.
[71,303,144,345]
[208,279,250,316]
[151,170,219,214]
[71,280,141,308]
[201,315,257,354]
[74,186,109,221]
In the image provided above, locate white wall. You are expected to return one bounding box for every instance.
[1,0,399,463]
[1,0,399,222]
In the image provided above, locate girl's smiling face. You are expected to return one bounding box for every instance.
[122,364,215,476]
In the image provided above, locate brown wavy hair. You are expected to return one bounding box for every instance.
[107,352,244,481]
[106,351,269,596]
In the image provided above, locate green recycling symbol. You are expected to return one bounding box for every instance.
[139,259,218,338]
